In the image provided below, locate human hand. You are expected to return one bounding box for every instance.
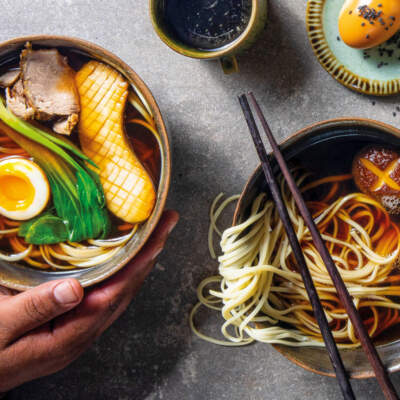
[0,210,179,393]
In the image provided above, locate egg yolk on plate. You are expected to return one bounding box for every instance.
[0,157,50,221]
[339,0,400,49]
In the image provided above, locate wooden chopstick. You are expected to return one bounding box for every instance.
[238,94,355,400]
[244,92,399,400]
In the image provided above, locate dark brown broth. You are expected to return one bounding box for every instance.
[163,0,252,50]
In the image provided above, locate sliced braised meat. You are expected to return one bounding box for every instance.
[0,69,20,88]
[6,80,34,120]
[53,113,79,135]
[20,47,80,134]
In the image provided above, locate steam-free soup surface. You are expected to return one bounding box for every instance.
[164,0,252,50]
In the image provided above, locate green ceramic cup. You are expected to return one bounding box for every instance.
[149,0,268,74]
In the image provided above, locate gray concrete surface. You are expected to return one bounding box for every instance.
[2,0,400,399]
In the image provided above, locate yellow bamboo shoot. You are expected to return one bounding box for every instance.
[76,61,155,223]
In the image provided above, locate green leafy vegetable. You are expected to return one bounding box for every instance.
[0,99,111,244]
[19,213,68,245]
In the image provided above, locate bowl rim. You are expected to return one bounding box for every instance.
[0,35,171,290]
[233,117,400,379]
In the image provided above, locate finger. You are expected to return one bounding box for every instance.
[100,209,179,285]
[50,210,179,350]
[0,279,83,344]
[96,260,157,332]
[0,323,81,392]
[89,210,179,335]
[85,209,179,314]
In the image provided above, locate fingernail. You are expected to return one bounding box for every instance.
[54,281,79,305]
[168,220,178,235]
[151,247,164,261]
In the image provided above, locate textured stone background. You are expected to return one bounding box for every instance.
[2,0,400,399]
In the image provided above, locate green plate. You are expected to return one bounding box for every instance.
[307,0,400,95]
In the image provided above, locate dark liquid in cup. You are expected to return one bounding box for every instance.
[164,0,252,50]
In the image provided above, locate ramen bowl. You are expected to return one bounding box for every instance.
[234,118,400,379]
[0,35,171,291]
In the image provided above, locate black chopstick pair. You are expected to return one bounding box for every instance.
[238,93,399,400]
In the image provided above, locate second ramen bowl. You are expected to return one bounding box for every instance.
[234,118,400,379]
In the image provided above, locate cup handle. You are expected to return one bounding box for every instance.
[220,56,239,74]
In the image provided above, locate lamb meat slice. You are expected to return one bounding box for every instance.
[0,69,20,87]
[6,80,34,120]
[21,47,80,134]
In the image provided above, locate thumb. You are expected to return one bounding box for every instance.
[0,279,83,344]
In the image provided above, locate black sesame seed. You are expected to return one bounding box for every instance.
[337,36,340,41]
[362,22,366,26]
[394,112,397,117]
[372,101,376,105]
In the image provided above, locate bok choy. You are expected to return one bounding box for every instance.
[0,99,111,244]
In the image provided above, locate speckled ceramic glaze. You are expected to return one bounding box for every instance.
[149,0,268,73]
[0,36,171,291]
[307,0,400,95]
[234,118,400,379]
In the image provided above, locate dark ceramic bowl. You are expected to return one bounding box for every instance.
[233,118,400,379]
[0,36,171,291]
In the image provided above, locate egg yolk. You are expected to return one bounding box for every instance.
[339,0,400,49]
[0,174,35,212]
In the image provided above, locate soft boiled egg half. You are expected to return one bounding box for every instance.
[339,0,400,49]
[0,157,50,221]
